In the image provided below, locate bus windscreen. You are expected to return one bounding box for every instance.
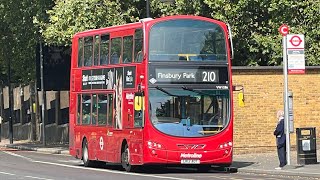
[149,19,227,62]
[148,88,230,137]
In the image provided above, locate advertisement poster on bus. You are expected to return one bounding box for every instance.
[115,68,123,129]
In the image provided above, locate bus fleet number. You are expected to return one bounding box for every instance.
[202,71,216,82]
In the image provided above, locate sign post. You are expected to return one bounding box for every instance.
[287,34,305,74]
[279,24,291,165]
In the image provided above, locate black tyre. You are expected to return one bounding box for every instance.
[82,139,94,167]
[121,144,136,172]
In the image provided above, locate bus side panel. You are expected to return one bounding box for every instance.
[69,92,76,157]
[123,89,144,165]
[69,37,78,157]
[129,129,144,165]
[107,130,125,163]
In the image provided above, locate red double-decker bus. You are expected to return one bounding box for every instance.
[69,15,234,172]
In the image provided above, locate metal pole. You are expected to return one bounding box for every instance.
[283,35,291,165]
[40,41,46,146]
[0,86,3,142]
[146,0,150,17]
[30,82,36,141]
[8,57,13,144]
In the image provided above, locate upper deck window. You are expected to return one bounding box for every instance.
[84,37,93,66]
[134,29,143,62]
[110,38,122,64]
[94,35,100,66]
[78,38,84,67]
[149,19,227,62]
[123,36,133,63]
[100,34,110,65]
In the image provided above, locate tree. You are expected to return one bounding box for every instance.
[155,0,320,66]
[37,0,135,45]
[0,0,54,83]
[37,0,320,66]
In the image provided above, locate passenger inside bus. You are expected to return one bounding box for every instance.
[110,53,120,64]
[135,51,142,62]
[100,54,108,65]
[84,55,93,66]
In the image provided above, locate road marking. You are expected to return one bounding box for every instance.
[24,176,53,180]
[3,151,33,161]
[0,171,53,180]
[4,151,193,180]
[57,160,83,164]
[33,160,194,180]
[0,171,15,176]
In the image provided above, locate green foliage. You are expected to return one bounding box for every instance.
[151,0,320,66]
[37,0,147,45]
[0,0,45,83]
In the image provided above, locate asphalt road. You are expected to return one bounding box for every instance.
[0,148,317,180]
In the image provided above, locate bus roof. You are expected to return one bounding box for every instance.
[73,15,227,39]
[73,21,142,38]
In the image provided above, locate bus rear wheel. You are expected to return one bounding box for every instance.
[82,139,94,167]
[121,144,136,172]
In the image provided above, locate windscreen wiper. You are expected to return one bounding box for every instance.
[156,86,175,96]
[182,86,211,96]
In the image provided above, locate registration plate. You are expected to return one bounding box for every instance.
[181,159,200,164]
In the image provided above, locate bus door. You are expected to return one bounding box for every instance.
[94,94,110,162]
[130,92,144,164]
[94,94,112,162]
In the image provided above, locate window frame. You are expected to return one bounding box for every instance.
[100,34,110,65]
[77,94,81,124]
[97,94,109,126]
[94,35,100,66]
[134,28,143,62]
[107,94,113,126]
[84,36,94,67]
[81,94,92,125]
[110,37,122,64]
[123,35,133,64]
[78,38,84,67]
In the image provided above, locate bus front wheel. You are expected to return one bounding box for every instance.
[82,139,94,167]
[121,144,136,172]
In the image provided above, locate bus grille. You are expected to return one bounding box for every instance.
[177,144,206,150]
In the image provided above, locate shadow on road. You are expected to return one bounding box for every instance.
[78,163,238,174]
[231,161,255,168]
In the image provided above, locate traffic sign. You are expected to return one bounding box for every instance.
[279,24,289,36]
[286,34,305,74]
[287,34,304,49]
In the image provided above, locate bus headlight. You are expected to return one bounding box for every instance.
[147,141,165,150]
[219,141,233,149]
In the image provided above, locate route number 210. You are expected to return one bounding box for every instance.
[202,71,217,82]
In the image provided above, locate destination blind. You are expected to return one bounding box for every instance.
[148,66,228,85]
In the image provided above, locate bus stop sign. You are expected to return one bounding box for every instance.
[287,35,304,49]
[287,34,305,74]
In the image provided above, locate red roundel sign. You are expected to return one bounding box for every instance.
[279,24,289,36]
[289,35,302,47]
[287,34,304,49]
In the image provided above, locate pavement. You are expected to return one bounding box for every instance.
[1,139,320,178]
[0,139,69,155]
